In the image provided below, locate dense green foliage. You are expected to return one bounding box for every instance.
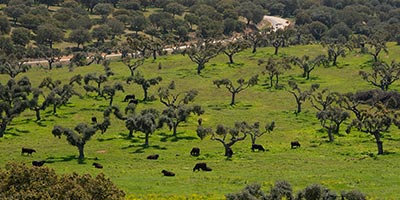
[1,0,400,199]
[0,43,399,199]
[0,162,125,199]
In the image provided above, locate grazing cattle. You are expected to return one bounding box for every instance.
[226,147,233,158]
[124,94,136,102]
[32,160,45,167]
[204,166,212,171]
[197,118,203,125]
[147,154,159,160]
[193,162,212,172]
[251,144,265,152]
[92,162,103,169]
[128,99,139,105]
[162,170,175,176]
[91,116,97,124]
[21,147,36,156]
[190,147,200,156]
[291,141,301,149]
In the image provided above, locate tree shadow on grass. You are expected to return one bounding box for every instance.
[159,132,198,142]
[122,144,167,154]
[45,155,100,164]
[207,103,253,111]
[45,155,77,163]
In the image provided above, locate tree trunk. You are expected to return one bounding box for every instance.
[230,92,236,106]
[269,75,274,88]
[0,121,6,137]
[197,64,204,75]
[35,108,41,121]
[332,56,337,66]
[297,101,302,113]
[328,129,334,142]
[48,60,53,70]
[173,123,178,136]
[275,74,279,88]
[374,133,384,155]
[252,45,257,53]
[334,123,340,134]
[224,145,233,157]
[377,141,383,155]
[306,71,310,80]
[373,54,378,62]
[143,87,148,101]
[144,133,149,147]
[109,96,113,106]
[153,50,157,60]
[274,46,279,55]
[128,130,133,138]
[228,54,234,64]
[53,104,57,114]
[78,145,85,160]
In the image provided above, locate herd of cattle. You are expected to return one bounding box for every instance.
[21,141,301,176]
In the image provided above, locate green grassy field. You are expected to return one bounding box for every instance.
[1,43,400,199]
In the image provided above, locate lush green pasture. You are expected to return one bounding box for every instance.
[1,43,400,199]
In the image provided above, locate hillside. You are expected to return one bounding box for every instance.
[0,42,400,199]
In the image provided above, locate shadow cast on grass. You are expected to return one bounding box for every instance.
[46,155,100,164]
[121,144,167,154]
[159,132,198,142]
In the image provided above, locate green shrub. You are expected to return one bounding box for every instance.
[0,162,125,200]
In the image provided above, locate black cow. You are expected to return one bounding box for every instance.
[91,116,97,124]
[190,147,200,156]
[128,99,139,105]
[291,141,301,149]
[32,160,45,167]
[251,144,265,152]
[162,170,175,176]
[193,162,212,172]
[21,147,36,156]
[93,162,103,169]
[124,94,136,102]
[147,154,159,160]
[226,147,233,158]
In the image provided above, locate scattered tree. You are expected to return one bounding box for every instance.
[222,38,250,64]
[213,75,258,106]
[287,81,319,114]
[347,104,400,155]
[52,122,102,160]
[359,61,400,91]
[290,55,328,80]
[83,73,108,96]
[183,40,222,75]
[158,82,204,136]
[0,77,32,137]
[316,106,350,142]
[259,57,291,89]
[127,72,162,101]
[243,121,275,145]
[211,122,247,158]
[101,83,124,106]
[40,76,82,114]
[125,109,159,146]
[122,57,145,77]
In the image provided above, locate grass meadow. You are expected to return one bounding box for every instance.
[1,43,400,199]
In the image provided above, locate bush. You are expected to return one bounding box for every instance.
[341,190,366,200]
[226,181,364,200]
[226,183,267,200]
[269,180,293,200]
[0,162,125,200]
